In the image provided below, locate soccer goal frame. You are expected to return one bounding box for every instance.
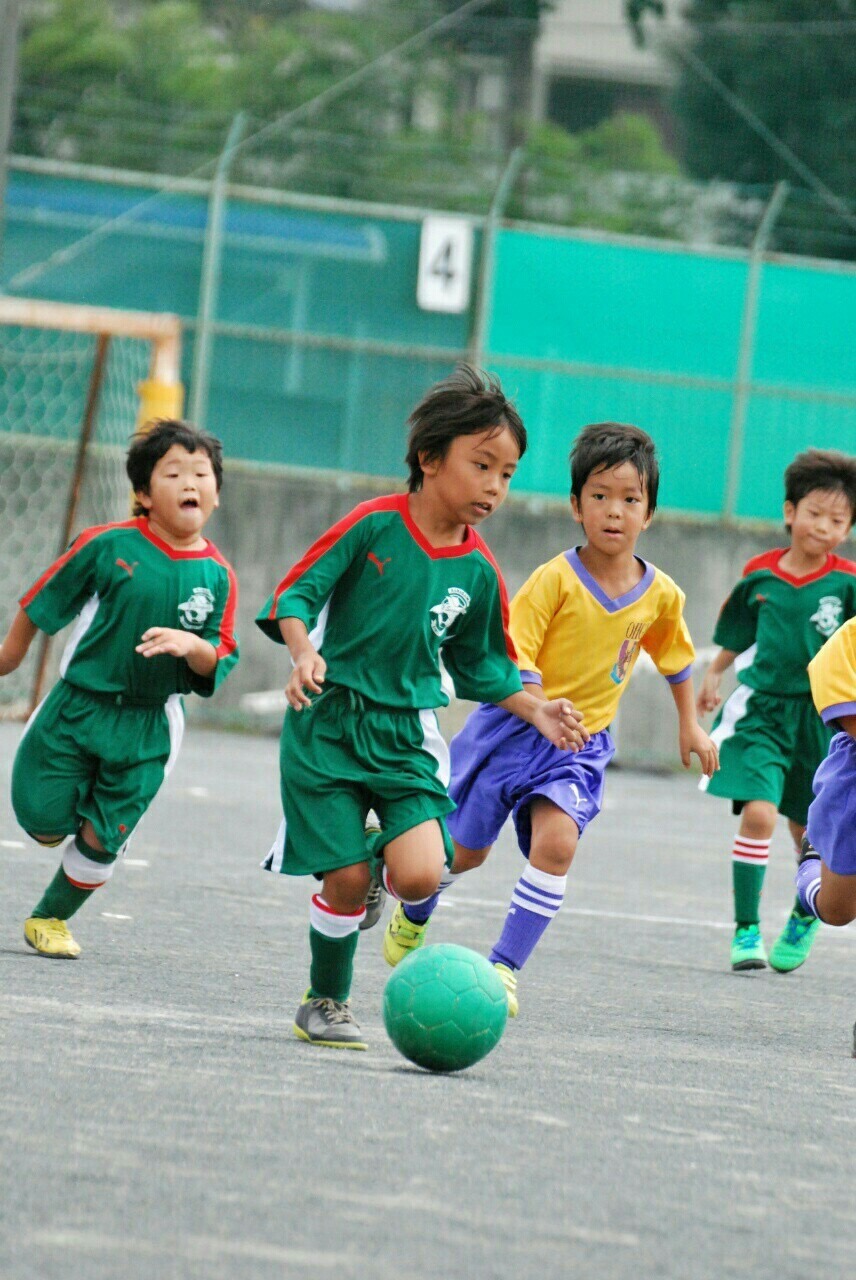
[0,296,183,718]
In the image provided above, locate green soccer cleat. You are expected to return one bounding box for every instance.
[383,902,429,967]
[731,924,767,971]
[23,916,81,959]
[769,910,821,973]
[293,991,367,1050]
[492,962,519,1018]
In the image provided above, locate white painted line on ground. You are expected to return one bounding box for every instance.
[100,912,132,920]
[25,1231,351,1268]
[1,839,25,848]
[185,786,209,798]
[123,858,149,867]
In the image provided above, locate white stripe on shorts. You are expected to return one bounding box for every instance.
[699,683,754,793]
[419,708,450,786]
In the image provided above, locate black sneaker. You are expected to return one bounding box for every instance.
[293,991,367,1050]
[798,834,821,865]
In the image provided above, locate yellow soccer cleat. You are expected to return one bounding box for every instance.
[24,917,81,959]
[383,902,429,967]
[492,962,519,1017]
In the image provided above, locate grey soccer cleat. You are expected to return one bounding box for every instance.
[293,992,367,1050]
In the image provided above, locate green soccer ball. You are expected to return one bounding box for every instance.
[383,943,508,1073]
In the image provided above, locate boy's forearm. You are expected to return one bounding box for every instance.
[185,637,218,677]
[496,687,547,722]
[279,616,314,662]
[708,648,738,677]
[670,676,700,728]
[0,609,39,676]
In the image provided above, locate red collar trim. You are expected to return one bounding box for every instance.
[396,494,477,559]
[768,549,838,587]
[135,517,213,560]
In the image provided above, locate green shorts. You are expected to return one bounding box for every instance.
[11,680,184,854]
[699,684,832,826]
[267,683,455,877]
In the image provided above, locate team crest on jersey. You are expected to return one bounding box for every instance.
[810,595,843,638]
[610,638,639,685]
[430,587,471,637]
[178,586,215,631]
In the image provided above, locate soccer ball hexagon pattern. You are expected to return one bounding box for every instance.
[383,942,508,1072]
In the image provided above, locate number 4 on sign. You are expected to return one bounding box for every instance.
[417,216,474,314]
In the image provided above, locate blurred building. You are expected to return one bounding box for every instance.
[532,0,682,144]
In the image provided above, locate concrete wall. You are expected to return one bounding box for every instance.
[196,459,855,770]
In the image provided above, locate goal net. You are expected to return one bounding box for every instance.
[0,297,183,718]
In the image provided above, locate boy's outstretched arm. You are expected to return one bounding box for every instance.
[0,609,39,676]
[279,617,327,710]
[671,677,719,776]
[696,648,738,715]
[497,687,589,753]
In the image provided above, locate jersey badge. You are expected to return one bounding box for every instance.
[810,595,843,638]
[430,587,471,637]
[610,638,639,685]
[367,552,392,576]
[178,586,215,631]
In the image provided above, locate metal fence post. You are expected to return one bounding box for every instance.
[723,180,789,520]
[469,146,524,369]
[188,112,247,427]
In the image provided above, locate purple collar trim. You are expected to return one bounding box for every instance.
[565,547,655,612]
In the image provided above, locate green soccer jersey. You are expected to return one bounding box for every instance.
[21,516,239,701]
[256,493,522,709]
[713,549,856,695]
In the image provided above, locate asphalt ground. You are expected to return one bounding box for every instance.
[1,720,854,1280]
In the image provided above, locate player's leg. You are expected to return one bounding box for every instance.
[488,798,580,1016]
[379,811,453,967]
[293,858,371,1051]
[769,705,832,972]
[795,731,856,927]
[486,729,613,1015]
[12,685,99,957]
[730,800,777,971]
[379,703,519,955]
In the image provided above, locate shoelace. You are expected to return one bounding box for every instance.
[316,998,354,1025]
[365,881,384,906]
[782,915,813,945]
[735,930,761,951]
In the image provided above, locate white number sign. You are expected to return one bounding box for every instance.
[417,216,474,314]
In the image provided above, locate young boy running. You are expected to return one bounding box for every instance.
[0,420,239,959]
[795,616,856,930]
[381,422,718,1017]
[256,365,586,1050]
[697,449,856,974]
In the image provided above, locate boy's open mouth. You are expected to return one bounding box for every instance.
[180,498,199,509]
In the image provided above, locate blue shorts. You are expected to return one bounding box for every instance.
[806,732,856,877]
[447,702,615,857]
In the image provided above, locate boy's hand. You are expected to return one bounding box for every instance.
[136,628,199,660]
[532,699,589,752]
[680,722,719,777]
[696,668,722,715]
[286,651,326,709]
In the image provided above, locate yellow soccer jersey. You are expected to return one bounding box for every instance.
[808,616,856,726]
[511,547,695,734]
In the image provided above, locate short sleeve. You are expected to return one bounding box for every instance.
[641,580,695,683]
[712,575,759,654]
[509,562,562,688]
[188,561,240,697]
[20,529,101,635]
[808,618,856,723]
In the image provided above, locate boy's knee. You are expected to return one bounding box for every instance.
[820,901,856,928]
[29,833,67,848]
[451,843,490,873]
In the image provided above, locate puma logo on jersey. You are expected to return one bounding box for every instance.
[367,552,392,576]
[116,559,139,578]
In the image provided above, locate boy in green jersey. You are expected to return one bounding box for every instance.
[0,420,239,959]
[257,365,587,1050]
[697,449,856,973]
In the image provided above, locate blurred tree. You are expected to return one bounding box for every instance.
[624,0,856,255]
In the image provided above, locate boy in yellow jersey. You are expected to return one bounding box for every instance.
[381,422,718,1015]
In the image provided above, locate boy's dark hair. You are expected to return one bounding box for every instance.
[405,364,526,492]
[784,449,856,525]
[570,422,659,514]
[127,419,223,517]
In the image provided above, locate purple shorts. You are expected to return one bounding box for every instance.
[806,732,856,877]
[447,702,615,857]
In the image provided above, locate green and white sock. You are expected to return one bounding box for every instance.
[308,894,364,1002]
[732,835,770,927]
